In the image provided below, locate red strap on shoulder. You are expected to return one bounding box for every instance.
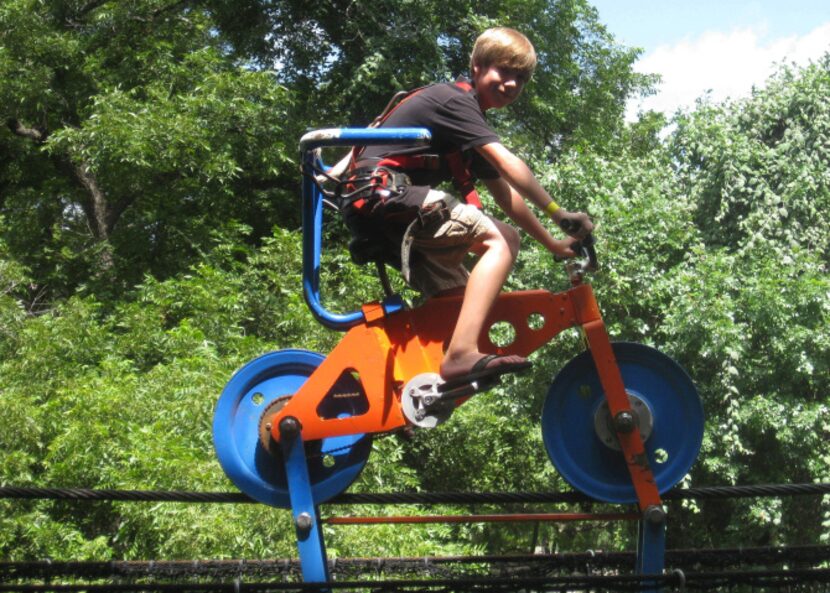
[351,87,428,168]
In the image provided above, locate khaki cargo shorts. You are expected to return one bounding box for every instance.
[402,190,497,298]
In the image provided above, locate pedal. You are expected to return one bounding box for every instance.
[401,373,454,428]
[402,373,503,429]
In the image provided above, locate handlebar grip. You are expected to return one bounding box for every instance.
[578,233,595,248]
[571,234,598,271]
[558,217,581,234]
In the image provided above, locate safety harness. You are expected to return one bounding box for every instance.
[332,80,489,285]
[339,80,484,213]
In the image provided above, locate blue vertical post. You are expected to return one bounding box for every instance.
[279,417,330,585]
[636,510,666,593]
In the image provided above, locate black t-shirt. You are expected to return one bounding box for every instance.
[360,82,501,187]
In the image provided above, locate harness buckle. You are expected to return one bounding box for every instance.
[338,166,412,213]
[417,199,450,227]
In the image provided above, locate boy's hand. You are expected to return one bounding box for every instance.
[555,210,594,239]
[550,238,577,259]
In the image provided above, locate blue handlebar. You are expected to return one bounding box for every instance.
[300,127,432,331]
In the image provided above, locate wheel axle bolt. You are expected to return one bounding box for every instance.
[295,512,313,532]
[644,505,666,524]
[613,411,636,433]
[279,417,302,440]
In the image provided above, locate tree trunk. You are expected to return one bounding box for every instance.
[8,118,116,270]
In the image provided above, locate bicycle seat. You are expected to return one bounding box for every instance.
[348,236,401,268]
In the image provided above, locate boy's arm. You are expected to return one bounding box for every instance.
[475,142,593,238]
[483,176,574,257]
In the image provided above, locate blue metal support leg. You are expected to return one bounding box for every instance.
[280,417,330,585]
[636,507,666,593]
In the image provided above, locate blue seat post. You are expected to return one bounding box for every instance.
[298,128,432,331]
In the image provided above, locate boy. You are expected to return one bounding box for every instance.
[340,27,593,384]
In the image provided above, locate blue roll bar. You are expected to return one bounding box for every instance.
[299,128,432,331]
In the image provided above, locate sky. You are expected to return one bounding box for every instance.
[588,0,830,119]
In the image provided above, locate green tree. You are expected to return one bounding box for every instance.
[217,0,654,151]
[661,56,830,546]
[1,0,299,300]
[1,0,652,303]
[671,55,830,261]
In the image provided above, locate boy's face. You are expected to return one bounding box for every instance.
[472,63,528,111]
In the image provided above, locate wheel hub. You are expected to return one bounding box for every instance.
[592,392,654,451]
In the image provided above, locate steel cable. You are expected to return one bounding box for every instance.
[2,546,828,581]
[2,569,830,593]
[1,482,829,505]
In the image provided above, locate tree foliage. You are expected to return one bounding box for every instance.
[2,0,648,303]
[1,0,828,563]
[209,0,652,144]
[1,0,300,300]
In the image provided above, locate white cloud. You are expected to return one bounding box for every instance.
[627,21,830,120]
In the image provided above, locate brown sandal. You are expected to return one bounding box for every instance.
[439,354,532,390]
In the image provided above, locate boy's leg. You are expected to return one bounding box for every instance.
[439,218,527,381]
[405,191,528,381]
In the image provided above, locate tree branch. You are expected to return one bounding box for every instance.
[127,0,191,23]
[10,117,156,251]
[73,163,112,241]
[77,0,109,18]
[6,119,47,143]
[109,194,138,229]
[152,0,190,19]
[73,162,116,271]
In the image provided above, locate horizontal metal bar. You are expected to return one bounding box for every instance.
[324,512,639,525]
[299,127,431,151]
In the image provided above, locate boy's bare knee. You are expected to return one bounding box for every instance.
[492,221,520,259]
[505,225,520,257]
[476,221,520,263]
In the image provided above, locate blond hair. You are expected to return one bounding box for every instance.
[470,27,537,80]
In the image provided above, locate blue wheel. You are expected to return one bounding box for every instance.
[542,342,703,503]
[213,349,372,508]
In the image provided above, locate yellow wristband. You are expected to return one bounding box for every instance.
[545,200,561,218]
